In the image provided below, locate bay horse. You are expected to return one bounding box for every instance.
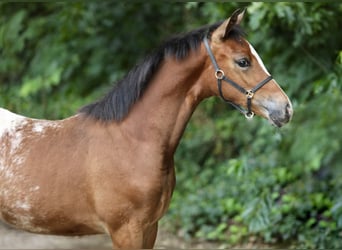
[0,9,292,248]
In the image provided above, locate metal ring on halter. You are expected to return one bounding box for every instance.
[215,70,225,80]
[246,90,254,99]
[245,111,254,119]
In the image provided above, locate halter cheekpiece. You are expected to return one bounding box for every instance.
[203,34,273,119]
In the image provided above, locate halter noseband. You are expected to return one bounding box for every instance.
[203,35,273,119]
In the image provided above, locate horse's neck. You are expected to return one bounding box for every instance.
[120,49,208,155]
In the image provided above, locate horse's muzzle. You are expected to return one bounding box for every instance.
[268,102,293,127]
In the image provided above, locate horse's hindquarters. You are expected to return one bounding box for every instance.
[0,112,104,236]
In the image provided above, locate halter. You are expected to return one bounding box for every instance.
[203,35,273,119]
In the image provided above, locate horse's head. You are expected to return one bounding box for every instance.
[203,9,292,127]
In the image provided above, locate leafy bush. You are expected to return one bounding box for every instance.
[166,3,342,248]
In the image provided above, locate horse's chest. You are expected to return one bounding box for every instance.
[144,167,176,223]
[98,159,175,223]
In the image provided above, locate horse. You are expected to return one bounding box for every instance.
[0,9,292,248]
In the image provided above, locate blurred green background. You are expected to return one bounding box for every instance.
[1,2,341,248]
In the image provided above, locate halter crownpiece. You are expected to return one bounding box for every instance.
[203,35,273,119]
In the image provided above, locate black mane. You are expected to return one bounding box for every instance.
[79,22,244,122]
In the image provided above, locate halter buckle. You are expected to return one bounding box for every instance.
[246,90,254,99]
[245,111,254,119]
[215,70,225,80]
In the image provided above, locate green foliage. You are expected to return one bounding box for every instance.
[1,2,342,249]
[0,2,201,118]
[167,2,342,248]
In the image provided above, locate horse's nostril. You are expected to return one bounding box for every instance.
[284,103,293,121]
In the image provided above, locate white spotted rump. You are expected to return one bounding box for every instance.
[0,108,52,233]
[0,108,26,137]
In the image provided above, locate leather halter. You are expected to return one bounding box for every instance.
[203,35,273,119]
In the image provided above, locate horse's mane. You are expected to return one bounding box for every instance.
[79,22,244,122]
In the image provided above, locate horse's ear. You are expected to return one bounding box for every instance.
[213,8,246,41]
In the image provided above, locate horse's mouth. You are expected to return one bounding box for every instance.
[258,101,292,128]
[268,109,292,128]
[268,116,286,128]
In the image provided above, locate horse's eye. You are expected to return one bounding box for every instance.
[236,58,250,68]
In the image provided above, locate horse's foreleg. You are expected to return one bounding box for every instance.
[109,228,142,248]
[108,222,158,249]
[108,221,143,249]
[143,222,158,248]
